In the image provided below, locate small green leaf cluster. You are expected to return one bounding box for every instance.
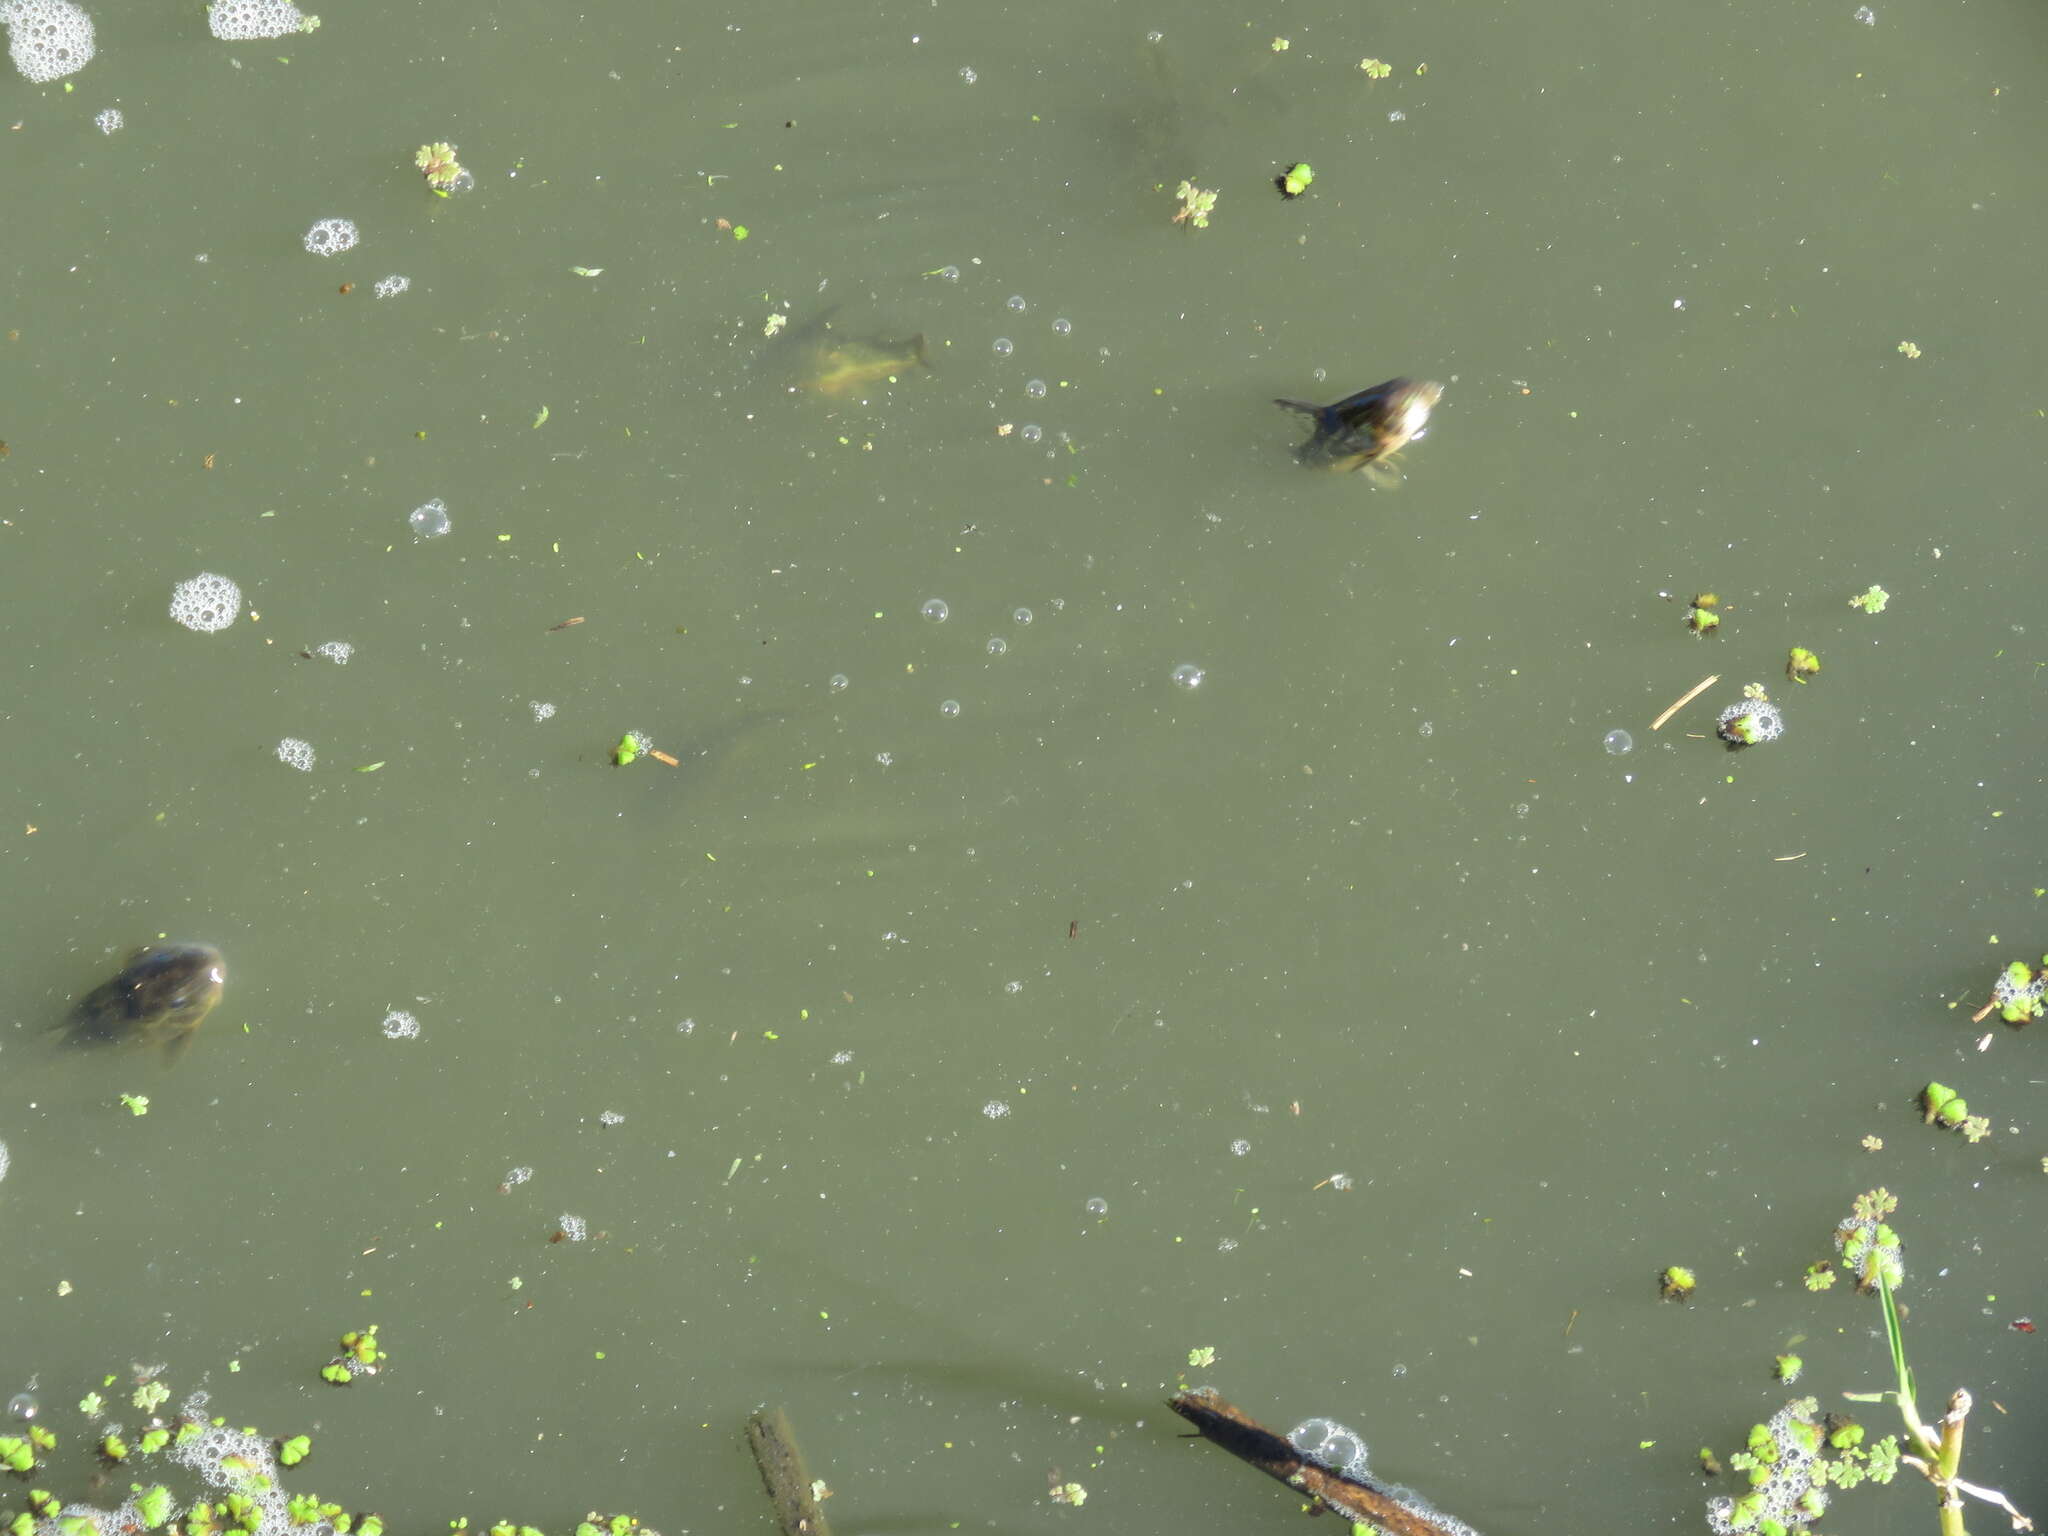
[1686,594,1721,636]
[1659,1265,1698,1301]
[1708,1398,1898,1535]
[1171,180,1218,229]
[322,1327,385,1386]
[1990,957,2047,1024]
[1919,1083,1991,1143]
[1832,1188,1903,1293]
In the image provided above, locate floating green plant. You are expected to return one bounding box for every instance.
[1716,685,1784,747]
[611,732,644,767]
[2,1371,633,1536]
[1917,1083,1988,1142]
[414,143,472,196]
[1849,585,1889,614]
[1785,647,1819,683]
[322,1326,386,1385]
[1359,57,1392,79]
[1172,180,1217,229]
[1984,955,2046,1024]
[1774,1354,1803,1384]
[1685,593,1721,636]
[1659,1264,1697,1302]
[1278,162,1314,199]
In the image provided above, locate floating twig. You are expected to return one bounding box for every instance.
[1651,674,1720,731]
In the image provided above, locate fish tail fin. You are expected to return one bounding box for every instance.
[1273,397,1325,419]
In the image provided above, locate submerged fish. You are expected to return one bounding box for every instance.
[1274,377,1444,474]
[781,309,931,397]
[65,944,224,1061]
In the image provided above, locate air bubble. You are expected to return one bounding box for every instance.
[1003,979,1022,994]
[939,698,961,718]
[992,337,1014,357]
[6,1393,36,1422]
[1170,662,1204,690]
[1025,378,1047,398]
[169,572,242,633]
[933,265,960,283]
[1012,606,1033,625]
[828,672,850,693]
[1603,728,1634,755]
[986,636,1007,656]
[920,597,950,622]
[1007,294,1028,313]
[303,217,358,256]
[409,497,451,539]
[1019,424,1042,442]
[1085,1196,1109,1216]
[1052,317,1072,336]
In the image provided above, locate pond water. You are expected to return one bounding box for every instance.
[3,2,2046,1535]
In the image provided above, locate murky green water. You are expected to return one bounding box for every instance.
[5,2,2047,1534]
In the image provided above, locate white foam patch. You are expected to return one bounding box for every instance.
[206,0,303,40]
[1,0,96,84]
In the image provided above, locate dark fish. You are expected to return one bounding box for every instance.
[66,944,224,1061]
[1274,377,1444,474]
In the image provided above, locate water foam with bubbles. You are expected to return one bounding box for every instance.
[1,0,95,83]
[207,0,306,39]
[169,572,241,633]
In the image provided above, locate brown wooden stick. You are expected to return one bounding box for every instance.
[1169,1388,1472,1536]
[1651,674,1719,731]
[1971,997,1998,1025]
[746,1407,833,1536]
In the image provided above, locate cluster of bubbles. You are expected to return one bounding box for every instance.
[981,1099,1011,1119]
[302,217,358,257]
[1718,699,1785,743]
[94,107,122,134]
[379,1009,419,1040]
[1288,1417,1371,1480]
[274,737,315,771]
[597,1109,625,1126]
[1706,1399,1829,1536]
[1229,1138,1251,1156]
[557,1213,588,1241]
[169,572,241,633]
[312,640,352,664]
[207,0,306,40]
[1992,964,2047,1015]
[168,1410,295,1536]
[408,497,451,539]
[0,0,94,83]
[528,700,556,722]
[372,274,410,299]
[502,1165,533,1187]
